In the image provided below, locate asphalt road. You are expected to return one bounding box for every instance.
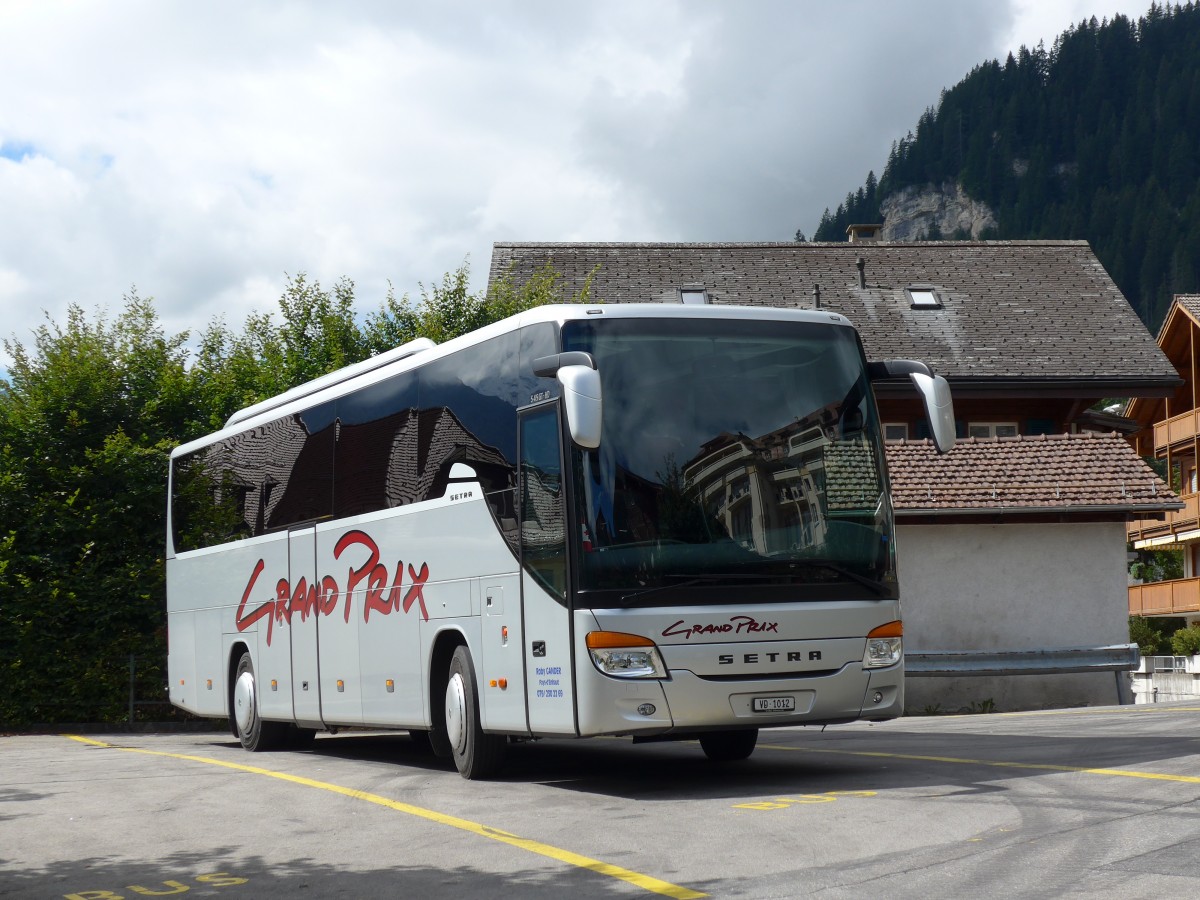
[3,702,1200,899]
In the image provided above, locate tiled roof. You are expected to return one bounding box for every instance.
[885,432,1180,514]
[1126,293,1200,425]
[489,241,1178,386]
[1167,294,1200,336]
[826,442,882,511]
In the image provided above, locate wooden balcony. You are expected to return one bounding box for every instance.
[1129,576,1200,617]
[1154,409,1200,451]
[1128,493,1200,544]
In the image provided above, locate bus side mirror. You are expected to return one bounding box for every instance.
[910,372,955,454]
[558,365,603,449]
[868,359,956,455]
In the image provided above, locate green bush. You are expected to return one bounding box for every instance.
[1129,616,1184,657]
[1170,625,1200,657]
[0,265,587,726]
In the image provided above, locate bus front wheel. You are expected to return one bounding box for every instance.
[232,652,288,752]
[699,728,758,762]
[444,645,505,779]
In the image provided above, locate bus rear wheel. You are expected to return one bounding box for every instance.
[232,652,288,752]
[444,645,506,779]
[699,728,758,762]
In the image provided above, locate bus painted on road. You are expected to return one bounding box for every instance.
[166,303,954,778]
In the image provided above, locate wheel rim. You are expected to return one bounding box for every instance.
[233,670,256,734]
[445,672,467,753]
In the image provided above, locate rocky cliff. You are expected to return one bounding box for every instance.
[880,182,997,241]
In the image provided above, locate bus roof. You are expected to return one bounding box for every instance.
[173,303,855,459]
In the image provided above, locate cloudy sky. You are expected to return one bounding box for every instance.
[0,0,1154,368]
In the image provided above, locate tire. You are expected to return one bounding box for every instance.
[444,645,506,779]
[699,728,758,762]
[231,652,288,752]
[426,662,453,761]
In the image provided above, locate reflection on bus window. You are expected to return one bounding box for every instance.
[520,406,566,600]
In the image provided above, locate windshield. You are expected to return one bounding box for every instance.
[561,316,895,604]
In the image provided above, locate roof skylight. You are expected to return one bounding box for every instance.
[907,288,942,309]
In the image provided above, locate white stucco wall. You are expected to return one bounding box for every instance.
[896,521,1131,712]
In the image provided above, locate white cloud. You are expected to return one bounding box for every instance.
[0,0,1157,368]
[1004,0,1144,54]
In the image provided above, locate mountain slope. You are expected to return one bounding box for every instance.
[809,2,1200,330]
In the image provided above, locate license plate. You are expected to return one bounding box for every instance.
[752,696,795,713]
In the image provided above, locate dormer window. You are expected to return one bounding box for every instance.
[907,287,942,309]
[680,286,709,305]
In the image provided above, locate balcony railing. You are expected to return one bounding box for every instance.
[1128,492,1200,544]
[1154,409,1200,451]
[1129,576,1200,617]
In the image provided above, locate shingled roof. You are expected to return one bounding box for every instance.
[1171,294,1200,324]
[1126,293,1200,429]
[489,241,1179,396]
[885,432,1180,517]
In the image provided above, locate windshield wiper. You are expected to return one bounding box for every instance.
[785,561,889,596]
[618,573,788,606]
[616,564,889,606]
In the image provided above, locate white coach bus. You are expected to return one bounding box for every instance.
[166,303,954,778]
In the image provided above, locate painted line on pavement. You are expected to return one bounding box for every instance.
[757,741,1200,784]
[993,705,1200,719]
[64,735,706,899]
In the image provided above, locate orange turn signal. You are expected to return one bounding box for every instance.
[586,631,655,649]
[867,620,903,639]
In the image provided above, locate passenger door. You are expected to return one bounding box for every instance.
[518,405,577,735]
[288,525,323,726]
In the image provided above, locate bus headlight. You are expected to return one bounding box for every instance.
[586,631,667,679]
[863,620,903,669]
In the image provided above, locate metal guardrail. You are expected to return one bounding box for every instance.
[905,643,1141,677]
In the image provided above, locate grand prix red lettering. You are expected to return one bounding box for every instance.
[403,563,430,620]
[662,615,780,640]
[235,530,430,645]
[235,558,274,643]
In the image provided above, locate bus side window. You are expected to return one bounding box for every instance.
[519,406,567,600]
[334,371,419,516]
[264,402,336,529]
[417,332,519,507]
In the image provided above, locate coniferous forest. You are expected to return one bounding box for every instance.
[810,2,1200,331]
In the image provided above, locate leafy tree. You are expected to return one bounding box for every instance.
[1129,615,1184,657]
[0,293,197,724]
[1170,623,1200,656]
[361,259,595,349]
[0,261,589,725]
[813,171,882,241]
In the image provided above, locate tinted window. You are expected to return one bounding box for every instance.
[561,317,894,602]
[262,403,337,528]
[171,402,336,552]
[171,446,246,553]
[171,323,565,553]
[415,333,520,504]
[518,322,560,407]
[334,372,419,516]
[520,405,566,600]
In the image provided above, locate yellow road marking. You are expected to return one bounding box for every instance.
[993,705,1200,719]
[66,735,112,747]
[757,742,1200,784]
[883,706,1200,722]
[63,735,705,899]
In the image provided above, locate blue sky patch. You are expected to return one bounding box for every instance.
[0,141,38,162]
